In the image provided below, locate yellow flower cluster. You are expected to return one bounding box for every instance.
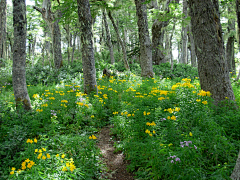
[36,109,43,112]
[143,111,150,115]
[197,90,211,96]
[26,138,37,144]
[146,121,156,126]
[164,107,180,113]
[89,135,97,139]
[41,103,48,107]
[145,129,156,136]
[113,111,118,115]
[21,158,35,170]
[167,115,177,120]
[32,94,39,99]
[61,100,68,103]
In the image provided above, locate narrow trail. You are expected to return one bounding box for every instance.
[97,126,135,180]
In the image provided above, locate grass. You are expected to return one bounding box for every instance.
[0,62,240,179]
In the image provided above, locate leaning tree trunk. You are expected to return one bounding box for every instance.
[189,0,235,104]
[181,0,188,64]
[135,0,153,78]
[0,0,6,60]
[77,0,97,94]
[33,0,62,69]
[107,10,130,70]
[102,9,115,64]
[12,0,31,110]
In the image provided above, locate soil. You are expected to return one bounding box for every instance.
[97,126,135,180]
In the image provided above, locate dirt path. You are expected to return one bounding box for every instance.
[97,126,135,180]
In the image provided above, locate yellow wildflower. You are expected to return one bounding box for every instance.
[47,153,51,158]
[189,132,193,136]
[34,138,37,143]
[202,101,208,105]
[62,166,67,171]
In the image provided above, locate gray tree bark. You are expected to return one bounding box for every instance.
[181,0,188,64]
[189,0,235,104]
[77,0,98,94]
[102,9,115,64]
[33,0,63,69]
[0,0,6,60]
[135,0,153,77]
[231,151,240,179]
[188,23,197,67]
[12,0,31,110]
[71,32,77,64]
[226,18,235,74]
[107,10,130,70]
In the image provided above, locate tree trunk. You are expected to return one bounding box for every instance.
[135,0,153,78]
[165,32,170,63]
[188,23,197,67]
[189,0,235,104]
[226,19,235,74]
[77,0,97,94]
[181,0,188,64]
[0,0,7,60]
[102,9,115,64]
[107,10,130,70]
[31,35,36,68]
[12,0,31,110]
[64,24,71,65]
[33,0,63,69]
[71,32,77,64]
[231,151,240,179]
[170,21,176,70]
[152,0,168,65]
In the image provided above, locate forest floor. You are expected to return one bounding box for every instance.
[97,126,135,180]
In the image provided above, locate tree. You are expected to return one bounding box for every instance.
[181,0,188,64]
[77,0,98,94]
[107,10,130,70]
[12,0,31,110]
[0,0,7,61]
[102,9,115,64]
[188,0,235,104]
[134,0,153,77]
[33,0,63,69]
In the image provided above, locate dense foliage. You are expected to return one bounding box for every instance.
[1,63,240,179]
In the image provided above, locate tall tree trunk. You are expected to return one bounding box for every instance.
[102,9,115,64]
[0,0,7,60]
[64,25,71,65]
[12,0,31,110]
[77,0,97,94]
[134,0,153,78]
[31,35,36,68]
[107,10,130,70]
[33,0,63,69]
[165,32,170,63]
[152,0,179,65]
[152,0,168,65]
[226,18,235,74]
[188,23,197,67]
[189,0,235,104]
[231,1,240,178]
[170,21,176,70]
[71,32,77,64]
[181,0,188,64]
